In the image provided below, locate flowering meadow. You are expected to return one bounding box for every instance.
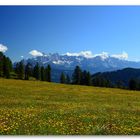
[0,78,140,135]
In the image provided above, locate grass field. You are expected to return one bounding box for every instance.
[0,78,140,135]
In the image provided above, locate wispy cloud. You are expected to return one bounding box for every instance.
[65,51,128,60]
[29,50,43,57]
[28,50,128,60]
[111,51,128,60]
[0,44,8,53]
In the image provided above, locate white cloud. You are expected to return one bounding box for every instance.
[65,51,109,59]
[21,56,24,58]
[29,50,43,57]
[111,51,128,60]
[94,52,109,60]
[65,51,94,58]
[65,51,128,60]
[0,44,8,53]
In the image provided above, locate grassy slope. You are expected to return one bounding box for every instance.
[0,78,140,135]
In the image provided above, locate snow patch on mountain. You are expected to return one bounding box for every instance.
[53,60,65,64]
[53,60,72,65]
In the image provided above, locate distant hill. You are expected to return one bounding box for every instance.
[92,68,140,87]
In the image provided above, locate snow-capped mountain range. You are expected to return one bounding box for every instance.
[24,51,140,72]
[20,51,140,82]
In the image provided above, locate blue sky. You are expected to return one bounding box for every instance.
[1,6,140,62]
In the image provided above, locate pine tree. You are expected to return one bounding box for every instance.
[44,65,51,82]
[66,74,70,84]
[3,56,10,78]
[105,79,112,87]
[41,66,45,81]
[80,71,92,86]
[137,80,140,90]
[18,61,24,79]
[80,70,87,85]
[44,66,48,81]
[47,64,51,82]
[0,52,4,77]
[72,66,82,85]
[7,57,12,72]
[25,63,31,80]
[60,72,66,83]
[116,80,124,88]
[86,71,92,86]
[129,79,137,90]
[0,52,12,78]
[33,63,40,80]
[92,76,101,87]
[3,56,7,77]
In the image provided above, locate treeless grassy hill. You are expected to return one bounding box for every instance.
[0,78,140,135]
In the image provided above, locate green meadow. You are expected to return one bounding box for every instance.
[0,78,140,135]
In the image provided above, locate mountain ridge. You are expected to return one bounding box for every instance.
[24,52,140,72]
[20,52,140,82]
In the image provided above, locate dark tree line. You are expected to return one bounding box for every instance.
[0,52,12,78]
[15,61,24,79]
[0,52,52,82]
[60,72,70,84]
[60,65,140,91]
[15,61,51,82]
[128,78,140,90]
[59,66,112,87]
[1,51,140,91]
[60,66,92,86]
